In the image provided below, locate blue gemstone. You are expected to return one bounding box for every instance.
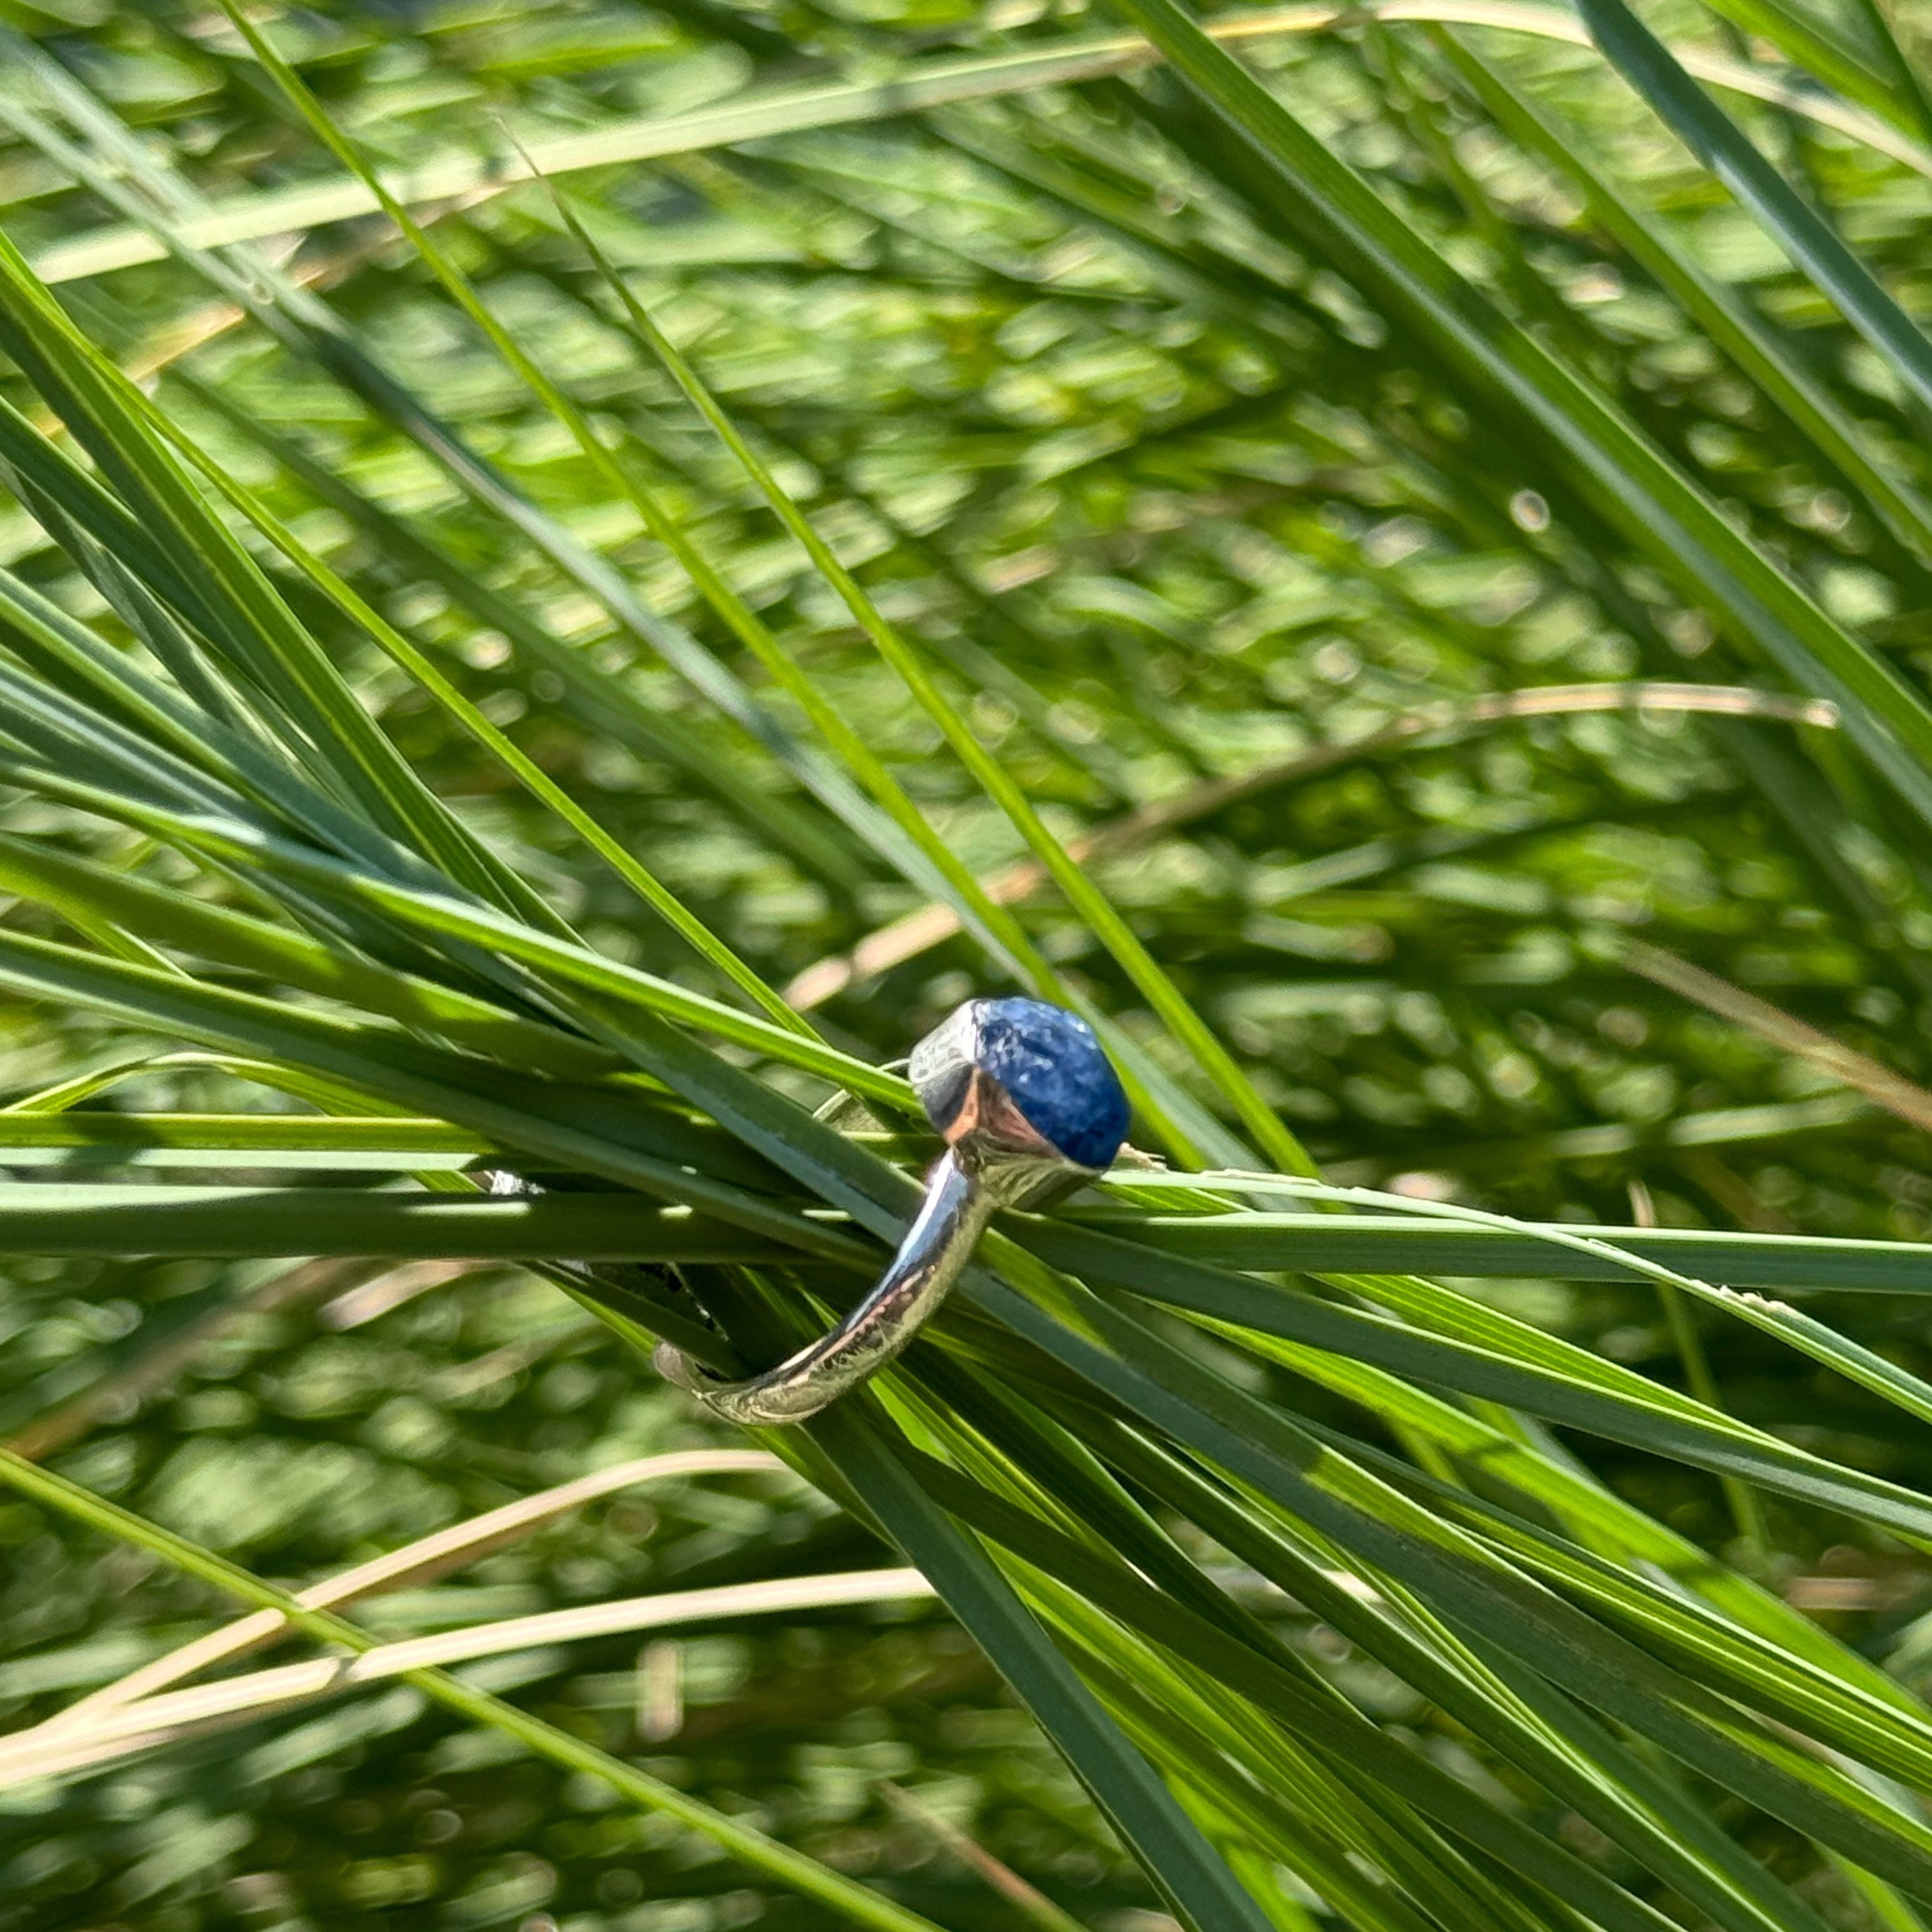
[974,998,1130,1170]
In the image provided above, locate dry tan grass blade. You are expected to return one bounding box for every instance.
[0,1567,935,1794]
[36,1448,787,1735]
[1618,939,1932,1136]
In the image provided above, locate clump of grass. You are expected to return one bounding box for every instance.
[6,0,1932,1926]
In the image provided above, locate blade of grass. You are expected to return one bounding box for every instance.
[801,1402,1278,1932]
[0,833,622,1080]
[0,236,531,917]
[0,1183,801,1260]
[1096,1427,1850,1932]
[1613,933,1932,1133]
[0,55,887,895]
[539,171,1312,1175]
[1080,1206,1932,1291]
[120,379,820,1039]
[878,1783,1089,1932]
[1182,1170,1932,1448]
[786,680,1839,1007]
[4,772,908,1110]
[0,925,871,1259]
[896,1360,1761,1932]
[1847,0,1932,148]
[1577,0,1932,419]
[1692,0,1900,123]
[188,20,1124,1054]
[165,374,862,894]
[0,1565,940,1792]
[1009,1282,1932,1896]
[899,1439,1717,1932]
[1629,1175,1769,1557]
[1434,29,1932,565]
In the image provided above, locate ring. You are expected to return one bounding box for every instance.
[655,997,1130,1425]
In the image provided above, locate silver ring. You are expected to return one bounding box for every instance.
[656,997,1130,1425]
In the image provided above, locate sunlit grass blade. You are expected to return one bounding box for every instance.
[197,13,1116,1028]
[1027,1217,1932,1540]
[1692,0,1901,123]
[0,766,907,1108]
[0,832,619,1078]
[0,1114,498,1170]
[804,1404,1280,1932]
[1846,0,1932,147]
[1184,1489,1837,1932]
[1208,1328,1929,1713]
[49,1449,788,1730]
[0,924,868,1257]
[166,375,867,893]
[1360,1451,1932,1795]
[539,173,1313,1174]
[1578,0,1932,418]
[0,49,892,896]
[1087,1202,1932,1288]
[0,240,525,911]
[0,1181,794,1259]
[988,1280,1932,1897]
[902,1440,1705,1932]
[902,1369,1724,1931]
[128,387,818,1038]
[1435,27,1932,565]
[1160,1169,1932,1448]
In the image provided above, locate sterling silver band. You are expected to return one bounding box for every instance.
[653,1149,995,1426]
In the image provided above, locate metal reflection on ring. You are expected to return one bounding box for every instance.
[654,997,1130,1427]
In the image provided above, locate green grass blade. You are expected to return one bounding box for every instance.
[1846,0,1932,147]
[167,376,868,893]
[0,925,864,1259]
[0,238,521,908]
[1163,1170,1932,1445]
[0,52,895,894]
[1025,1217,1932,1541]
[191,19,1128,1044]
[805,1406,1278,1932]
[1089,1202,1932,1289]
[0,833,618,1078]
[904,1443,1705,1932]
[0,1183,795,1257]
[1577,0,1932,419]
[547,179,1313,1176]
[1107,1434,1843,1932]
[0,769,908,1109]
[131,391,815,1038]
[1694,0,1901,121]
[992,1281,1932,1897]
[905,1365,1705,1931]
[1436,28,1932,564]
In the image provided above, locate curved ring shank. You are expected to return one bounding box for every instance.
[654,1151,994,1426]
